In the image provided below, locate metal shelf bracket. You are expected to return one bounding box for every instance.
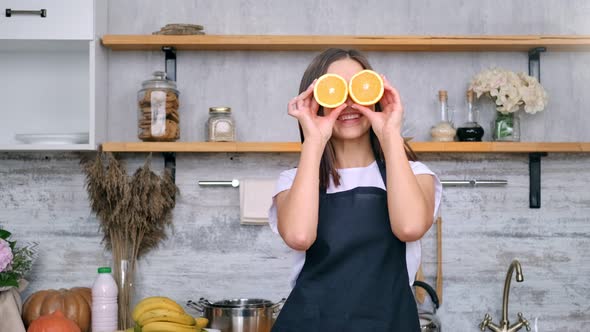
[527,47,547,208]
[529,152,547,208]
[163,46,177,81]
[162,46,177,182]
[163,152,176,183]
[528,47,546,83]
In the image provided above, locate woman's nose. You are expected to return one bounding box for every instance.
[345,96,354,106]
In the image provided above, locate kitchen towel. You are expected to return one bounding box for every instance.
[239,178,277,225]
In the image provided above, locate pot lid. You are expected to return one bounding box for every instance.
[208,298,275,308]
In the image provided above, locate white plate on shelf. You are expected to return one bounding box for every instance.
[14,133,89,145]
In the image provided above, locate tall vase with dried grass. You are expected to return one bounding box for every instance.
[82,153,177,329]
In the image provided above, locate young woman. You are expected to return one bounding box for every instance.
[268,48,442,331]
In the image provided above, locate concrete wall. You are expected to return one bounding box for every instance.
[1,1,590,331]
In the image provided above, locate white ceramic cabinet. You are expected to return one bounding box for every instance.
[0,0,106,150]
[0,0,93,40]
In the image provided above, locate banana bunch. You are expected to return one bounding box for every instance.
[132,296,209,332]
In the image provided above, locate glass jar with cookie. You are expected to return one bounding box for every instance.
[137,71,180,141]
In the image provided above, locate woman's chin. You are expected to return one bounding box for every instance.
[332,126,371,141]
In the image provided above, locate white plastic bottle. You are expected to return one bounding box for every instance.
[91,267,118,332]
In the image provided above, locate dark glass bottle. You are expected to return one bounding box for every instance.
[457,90,484,142]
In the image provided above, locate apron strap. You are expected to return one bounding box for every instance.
[376,159,387,184]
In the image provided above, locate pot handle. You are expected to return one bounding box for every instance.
[413,281,440,310]
[186,298,210,313]
[271,298,286,317]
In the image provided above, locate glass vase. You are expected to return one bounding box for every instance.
[492,111,520,142]
[115,259,134,329]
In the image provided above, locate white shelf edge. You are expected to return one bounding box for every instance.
[0,144,97,151]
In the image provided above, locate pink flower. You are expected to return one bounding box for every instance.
[0,239,13,272]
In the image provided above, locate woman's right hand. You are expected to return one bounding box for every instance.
[288,80,347,145]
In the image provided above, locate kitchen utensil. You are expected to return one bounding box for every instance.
[187,298,284,332]
[413,280,441,332]
[415,264,427,304]
[436,216,443,304]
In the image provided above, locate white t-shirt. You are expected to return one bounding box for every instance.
[268,160,442,288]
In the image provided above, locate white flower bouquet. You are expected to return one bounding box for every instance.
[469,68,548,114]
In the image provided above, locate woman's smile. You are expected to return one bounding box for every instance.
[336,111,364,127]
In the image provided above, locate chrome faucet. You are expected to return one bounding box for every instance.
[479,260,531,332]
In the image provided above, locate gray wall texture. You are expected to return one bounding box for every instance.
[1,1,590,331]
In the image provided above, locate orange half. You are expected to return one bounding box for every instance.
[349,69,384,106]
[313,74,348,108]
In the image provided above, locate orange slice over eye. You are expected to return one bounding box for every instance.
[313,73,348,108]
[348,69,384,106]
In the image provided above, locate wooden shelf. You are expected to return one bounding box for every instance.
[411,142,590,153]
[101,35,590,52]
[101,141,590,153]
[101,142,301,153]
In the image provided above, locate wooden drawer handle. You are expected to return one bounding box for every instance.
[5,9,47,18]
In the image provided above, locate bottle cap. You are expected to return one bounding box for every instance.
[438,90,448,101]
[98,267,111,274]
[209,107,231,113]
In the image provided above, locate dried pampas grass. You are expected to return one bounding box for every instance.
[81,152,177,329]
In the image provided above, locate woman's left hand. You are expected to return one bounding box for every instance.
[352,75,404,145]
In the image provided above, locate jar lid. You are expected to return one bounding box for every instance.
[209,107,231,113]
[141,71,179,93]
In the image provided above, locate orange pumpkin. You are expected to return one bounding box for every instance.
[27,310,81,332]
[23,287,91,332]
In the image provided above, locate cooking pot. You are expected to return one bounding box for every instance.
[413,281,441,332]
[187,298,284,332]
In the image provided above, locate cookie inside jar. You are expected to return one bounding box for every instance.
[137,71,180,141]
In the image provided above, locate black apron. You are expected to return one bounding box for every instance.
[272,161,420,332]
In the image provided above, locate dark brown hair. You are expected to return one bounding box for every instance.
[297,48,417,189]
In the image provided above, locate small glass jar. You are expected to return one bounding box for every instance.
[207,107,235,142]
[137,71,180,142]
